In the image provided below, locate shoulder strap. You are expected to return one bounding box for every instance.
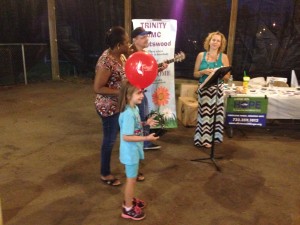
[217,53,223,63]
[202,52,207,62]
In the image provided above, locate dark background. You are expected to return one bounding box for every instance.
[0,0,299,82]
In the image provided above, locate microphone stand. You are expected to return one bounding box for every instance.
[191,77,223,171]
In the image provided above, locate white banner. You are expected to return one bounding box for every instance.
[132,19,178,128]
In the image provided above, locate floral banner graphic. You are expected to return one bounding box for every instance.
[132,19,178,128]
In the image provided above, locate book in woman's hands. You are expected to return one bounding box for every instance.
[199,66,232,90]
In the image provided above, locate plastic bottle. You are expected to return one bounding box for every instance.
[269,77,275,88]
[228,75,233,88]
[243,71,250,93]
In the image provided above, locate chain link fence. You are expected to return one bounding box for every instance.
[0,43,51,85]
[0,43,82,86]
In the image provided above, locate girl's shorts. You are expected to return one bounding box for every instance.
[125,163,139,178]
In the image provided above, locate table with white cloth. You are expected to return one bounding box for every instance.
[267,93,300,119]
[224,87,300,119]
[224,87,300,137]
[176,84,300,127]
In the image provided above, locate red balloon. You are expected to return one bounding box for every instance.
[125,52,158,89]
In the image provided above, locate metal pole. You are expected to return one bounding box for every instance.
[21,44,28,85]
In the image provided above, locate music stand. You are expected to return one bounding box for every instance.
[191,66,232,171]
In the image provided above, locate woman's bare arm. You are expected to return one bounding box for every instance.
[93,67,119,95]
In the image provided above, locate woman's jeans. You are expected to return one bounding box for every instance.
[98,112,119,176]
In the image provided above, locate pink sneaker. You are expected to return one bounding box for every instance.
[121,205,146,220]
[133,197,146,209]
[122,198,146,209]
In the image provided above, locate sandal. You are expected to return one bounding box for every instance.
[100,177,121,186]
[136,173,145,182]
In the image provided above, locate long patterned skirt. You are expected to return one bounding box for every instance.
[194,84,224,147]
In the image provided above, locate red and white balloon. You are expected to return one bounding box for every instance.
[125,52,158,89]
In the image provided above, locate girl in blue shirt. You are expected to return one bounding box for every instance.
[118,80,158,220]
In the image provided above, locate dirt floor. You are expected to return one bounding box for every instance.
[0,80,300,225]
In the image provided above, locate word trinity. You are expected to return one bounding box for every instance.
[141,22,167,29]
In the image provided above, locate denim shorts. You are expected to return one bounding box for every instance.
[125,164,139,178]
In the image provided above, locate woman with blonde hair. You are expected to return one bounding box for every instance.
[193,31,230,148]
